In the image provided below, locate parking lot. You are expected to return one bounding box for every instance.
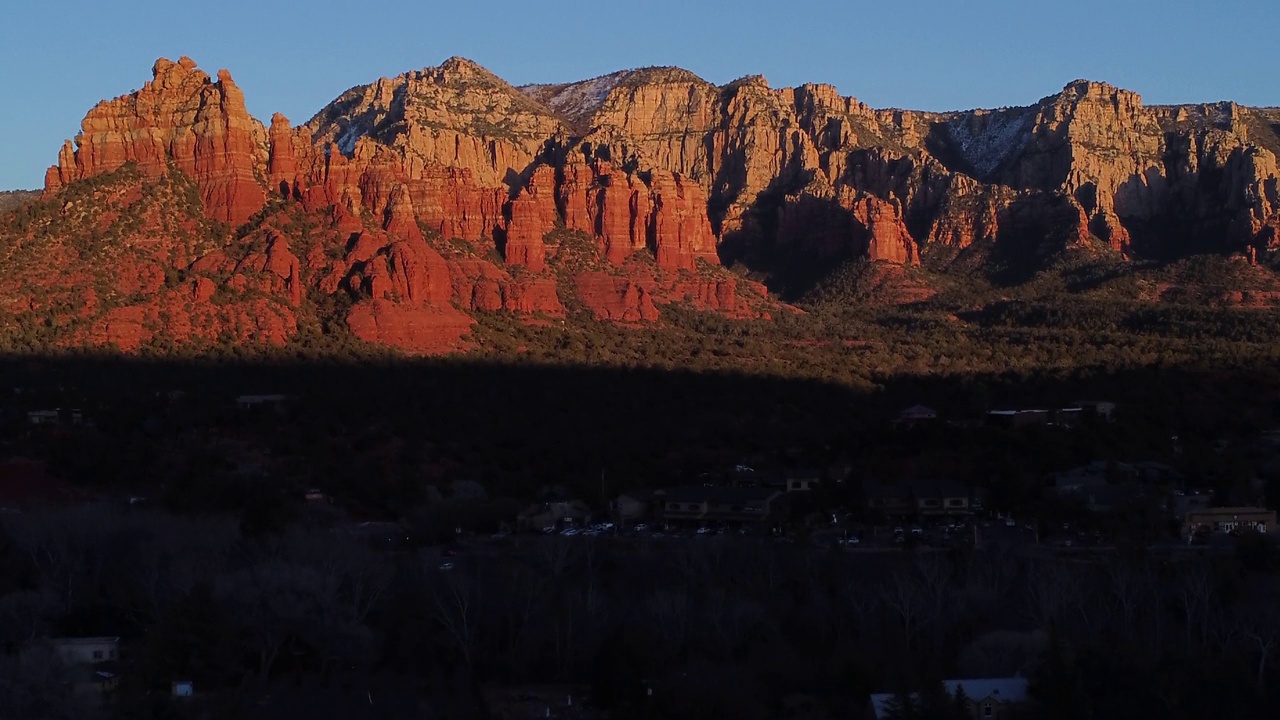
[425,513,1117,563]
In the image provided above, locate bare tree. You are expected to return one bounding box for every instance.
[216,560,317,680]
[1105,560,1151,642]
[647,588,692,660]
[428,564,483,667]
[879,565,928,647]
[1174,559,1215,650]
[1024,559,1085,631]
[7,509,95,616]
[957,629,1048,677]
[962,545,1021,620]
[0,591,48,645]
[702,585,766,659]
[913,552,956,633]
[0,648,77,720]
[536,536,578,577]
[842,570,882,640]
[1236,588,1280,694]
[497,565,547,673]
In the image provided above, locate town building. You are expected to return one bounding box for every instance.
[654,485,785,527]
[986,409,1051,428]
[784,468,822,493]
[613,489,657,524]
[235,394,288,411]
[866,481,975,519]
[895,404,939,427]
[867,678,1028,720]
[517,499,591,531]
[1184,507,1276,537]
[21,637,121,708]
[1073,400,1117,421]
[26,408,83,426]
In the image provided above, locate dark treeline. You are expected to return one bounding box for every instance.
[3,504,1280,719]
[2,357,1280,718]
[3,355,1280,512]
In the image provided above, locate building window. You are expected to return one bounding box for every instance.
[92,650,103,660]
[947,499,966,507]
[983,702,993,717]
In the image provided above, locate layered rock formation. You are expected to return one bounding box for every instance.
[503,165,556,271]
[529,69,1279,281]
[24,54,1280,355]
[45,57,266,226]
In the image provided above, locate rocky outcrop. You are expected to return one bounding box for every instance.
[935,81,1280,256]
[591,165,651,264]
[503,165,556,271]
[575,273,660,323]
[45,57,267,225]
[307,58,568,190]
[236,230,304,305]
[649,171,718,270]
[383,186,426,243]
[671,278,764,318]
[267,112,305,199]
[346,299,473,355]
[447,258,564,315]
[847,195,917,264]
[558,157,595,233]
[79,296,297,352]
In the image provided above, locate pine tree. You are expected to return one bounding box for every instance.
[880,688,919,720]
[1028,625,1092,720]
[919,678,954,720]
[951,683,973,720]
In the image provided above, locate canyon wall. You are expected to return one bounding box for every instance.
[29,55,1280,353]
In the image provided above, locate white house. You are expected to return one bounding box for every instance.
[48,637,119,665]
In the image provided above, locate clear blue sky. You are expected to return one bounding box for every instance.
[2,0,1276,190]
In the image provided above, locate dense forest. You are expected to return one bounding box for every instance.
[3,499,1280,719]
[0,349,1277,719]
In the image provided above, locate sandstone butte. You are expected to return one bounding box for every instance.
[28,56,1280,354]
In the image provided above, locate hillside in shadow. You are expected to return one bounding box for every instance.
[5,353,1280,719]
[4,352,1280,511]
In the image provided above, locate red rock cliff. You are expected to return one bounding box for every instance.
[45,57,267,226]
[503,165,557,271]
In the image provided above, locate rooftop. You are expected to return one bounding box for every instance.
[657,485,780,505]
[49,636,120,645]
[870,678,1028,719]
[1189,506,1274,516]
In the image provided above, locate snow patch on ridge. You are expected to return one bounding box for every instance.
[336,121,369,155]
[520,71,632,127]
[947,109,1033,178]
